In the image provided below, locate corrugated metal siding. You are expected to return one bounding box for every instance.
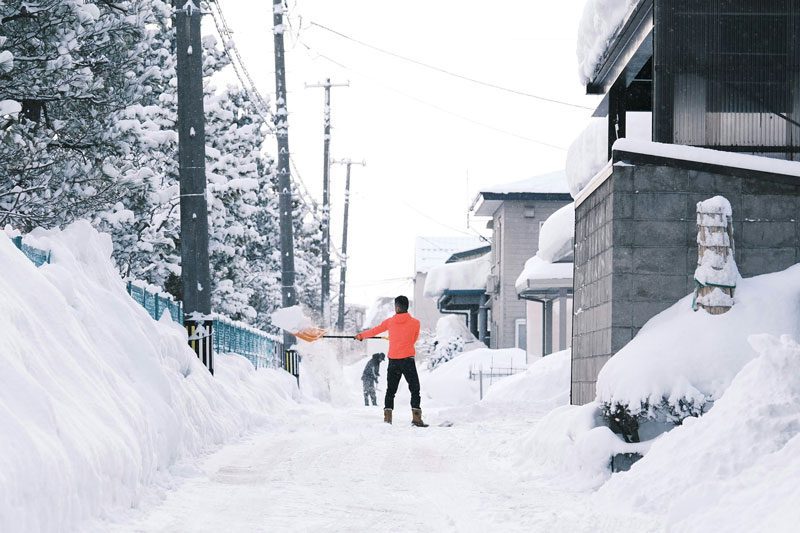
[654,0,800,155]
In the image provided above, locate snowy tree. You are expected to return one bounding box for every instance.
[0,0,159,229]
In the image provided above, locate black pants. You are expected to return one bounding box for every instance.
[362,380,377,406]
[385,357,421,410]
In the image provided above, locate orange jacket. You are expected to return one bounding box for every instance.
[356,312,420,359]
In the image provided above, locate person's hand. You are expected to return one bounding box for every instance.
[354,334,363,341]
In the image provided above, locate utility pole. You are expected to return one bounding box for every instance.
[273,0,297,346]
[305,78,349,328]
[174,0,213,374]
[332,159,365,331]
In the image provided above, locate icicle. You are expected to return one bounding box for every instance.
[187,45,193,56]
[189,127,195,137]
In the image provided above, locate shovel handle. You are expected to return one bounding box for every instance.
[323,335,388,340]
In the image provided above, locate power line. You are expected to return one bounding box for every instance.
[308,21,593,111]
[299,40,567,151]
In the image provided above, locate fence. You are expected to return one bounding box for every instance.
[212,315,283,369]
[126,281,184,323]
[13,234,286,374]
[469,364,526,400]
[11,236,50,266]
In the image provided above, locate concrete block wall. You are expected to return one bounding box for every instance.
[571,150,800,405]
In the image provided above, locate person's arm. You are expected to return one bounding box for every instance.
[355,319,389,341]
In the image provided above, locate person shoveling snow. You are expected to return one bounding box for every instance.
[361,352,385,406]
[355,295,428,427]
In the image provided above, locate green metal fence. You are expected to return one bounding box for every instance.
[11,236,51,266]
[126,281,185,323]
[212,316,282,369]
[12,233,283,370]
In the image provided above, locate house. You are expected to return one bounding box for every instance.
[470,172,573,350]
[424,248,491,345]
[570,0,800,405]
[515,202,575,362]
[412,236,484,332]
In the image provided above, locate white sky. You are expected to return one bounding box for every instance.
[214,0,600,307]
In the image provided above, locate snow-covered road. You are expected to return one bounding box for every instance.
[99,403,660,532]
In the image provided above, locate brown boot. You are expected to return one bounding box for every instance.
[384,408,392,424]
[411,408,429,427]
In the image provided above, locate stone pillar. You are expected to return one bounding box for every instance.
[693,196,738,315]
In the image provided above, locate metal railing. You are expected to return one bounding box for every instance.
[12,234,285,372]
[212,315,282,369]
[469,364,526,400]
[126,281,184,323]
[11,236,50,266]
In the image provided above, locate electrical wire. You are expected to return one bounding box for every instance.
[298,41,568,151]
[308,20,593,111]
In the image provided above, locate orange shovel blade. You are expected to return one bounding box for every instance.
[293,327,327,342]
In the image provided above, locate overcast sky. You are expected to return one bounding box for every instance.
[216,0,600,308]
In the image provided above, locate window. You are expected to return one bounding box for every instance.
[515,319,527,351]
[524,206,536,218]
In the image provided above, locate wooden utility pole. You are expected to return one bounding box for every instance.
[273,0,297,345]
[305,78,349,328]
[332,158,365,331]
[174,0,213,373]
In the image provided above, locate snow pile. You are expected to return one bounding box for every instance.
[270,305,314,332]
[597,265,800,416]
[423,253,491,298]
[0,222,301,532]
[424,347,526,407]
[479,170,569,195]
[517,401,649,489]
[576,0,638,84]
[429,315,482,370]
[481,349,571,411]
[596,334,800,531]
[565,113,651,197]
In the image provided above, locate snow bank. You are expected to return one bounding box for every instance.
[423,253,491,298]
[479,170,569,195]
[597,265,800,415]
[481,349,571,411]
[565,113,651,197]
[0,222,301,532]
[576,0,638,84]
[424,347,525,407]
[435,314,476,343]
[596,334,800,532]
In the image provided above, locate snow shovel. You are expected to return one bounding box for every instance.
[293,330,388,343]
[269,305,386,342]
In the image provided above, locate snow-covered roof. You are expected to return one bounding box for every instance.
[614,139,800,178]
[577,0,641,85]
[566,112,651,198]
[424,253,491,299]
[515,203,575,295]
[471,171,571,217]
[537,203,575,263]
[479,170,570,195]
[414,236,484,274]
[515,257,573,294]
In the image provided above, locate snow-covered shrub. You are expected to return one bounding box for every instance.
[428,335,466,370]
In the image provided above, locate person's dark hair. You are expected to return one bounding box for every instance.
[394,295,409,313]
[372,352,385,361]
